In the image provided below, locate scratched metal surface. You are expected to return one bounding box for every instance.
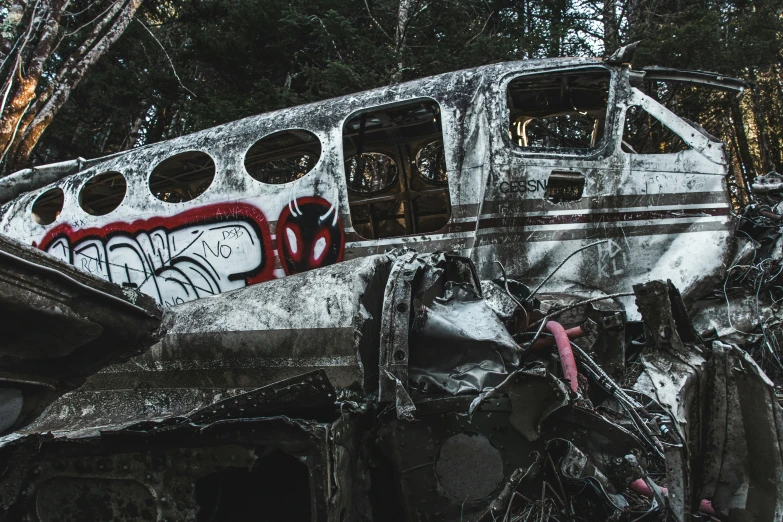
[0,57,736,319]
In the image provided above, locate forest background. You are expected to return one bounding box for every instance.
[0,0,781,201]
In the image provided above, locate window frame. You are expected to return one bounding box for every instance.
[619,86,724,163]
[339,96,453,240]
[620,104,691,156]
[498,64,620,160]
[147,149,218,204]
[242,128,324,187]
[344,151,400,196]
[78,171,128,216]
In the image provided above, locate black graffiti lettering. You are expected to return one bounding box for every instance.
[81,257,94,272]
[498,179,548,194]
[164,296,186,308]
[79,255,103,274]
[222,227,244,240]
[202,240,232,259]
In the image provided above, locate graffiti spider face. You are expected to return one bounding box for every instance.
[276,197,345,275]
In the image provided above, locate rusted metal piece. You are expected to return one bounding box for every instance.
[378,251,418,403]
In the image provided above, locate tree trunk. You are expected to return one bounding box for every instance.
[727,122,750,205]
[0,0,28,61]
[0,0,69,159]
[730,97,757,187]
[123,100,149,150]
[391,0,416,83]
[10,0,144,167]
[748,69,773,174]
[603,0,618,56]
[548,0,566,57]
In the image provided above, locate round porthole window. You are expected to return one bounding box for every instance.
[416,140,448,184]
[344,152,398,194]
[244,129,321,184]
[79,171,127,216]
[149,151,215,203]
[31,187,64,225]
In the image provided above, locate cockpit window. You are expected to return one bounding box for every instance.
[343,99,451,240]
[621,105,690,154]
[508,69,611,152]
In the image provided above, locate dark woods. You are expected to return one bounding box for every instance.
[0,0,781,201]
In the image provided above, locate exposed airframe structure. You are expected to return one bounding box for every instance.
[0,56,748,318]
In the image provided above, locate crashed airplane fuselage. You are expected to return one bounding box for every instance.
[0,57,745,317]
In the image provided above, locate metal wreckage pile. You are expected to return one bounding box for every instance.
[2,206,783,522]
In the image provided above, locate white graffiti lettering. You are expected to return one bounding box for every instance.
[47,221,263,308]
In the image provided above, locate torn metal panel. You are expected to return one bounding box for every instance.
[752,171,783,193]
[154,253,392,393]
[0,232,160,437]
[2,419,331,522]
[379,251,486,402]
[378,251,418,402]
[690,290,770,346]
[640,65,751,92]
[697,342,783,521]
[632,280,783,522]
[0,371,339,521]
[408,283,520,395]
[0,255,389,441]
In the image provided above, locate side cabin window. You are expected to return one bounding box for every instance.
[149,151,216,203]
[343,99,451,240]
[508,69,611,152]
[244,129,321,184]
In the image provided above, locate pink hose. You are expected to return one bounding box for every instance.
[630,479,716,516]
[531,325,584,350]
[545,321,579,393]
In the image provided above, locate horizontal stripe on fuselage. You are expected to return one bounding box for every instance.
[342,192,732,254]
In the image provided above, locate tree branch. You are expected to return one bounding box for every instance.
[11,0,142,165]
[363,0,394,43]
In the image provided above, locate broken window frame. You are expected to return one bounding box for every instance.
[621,104,691,155]
[622,87,724,162]
[499,65,619,159]
[340,97,453,240]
